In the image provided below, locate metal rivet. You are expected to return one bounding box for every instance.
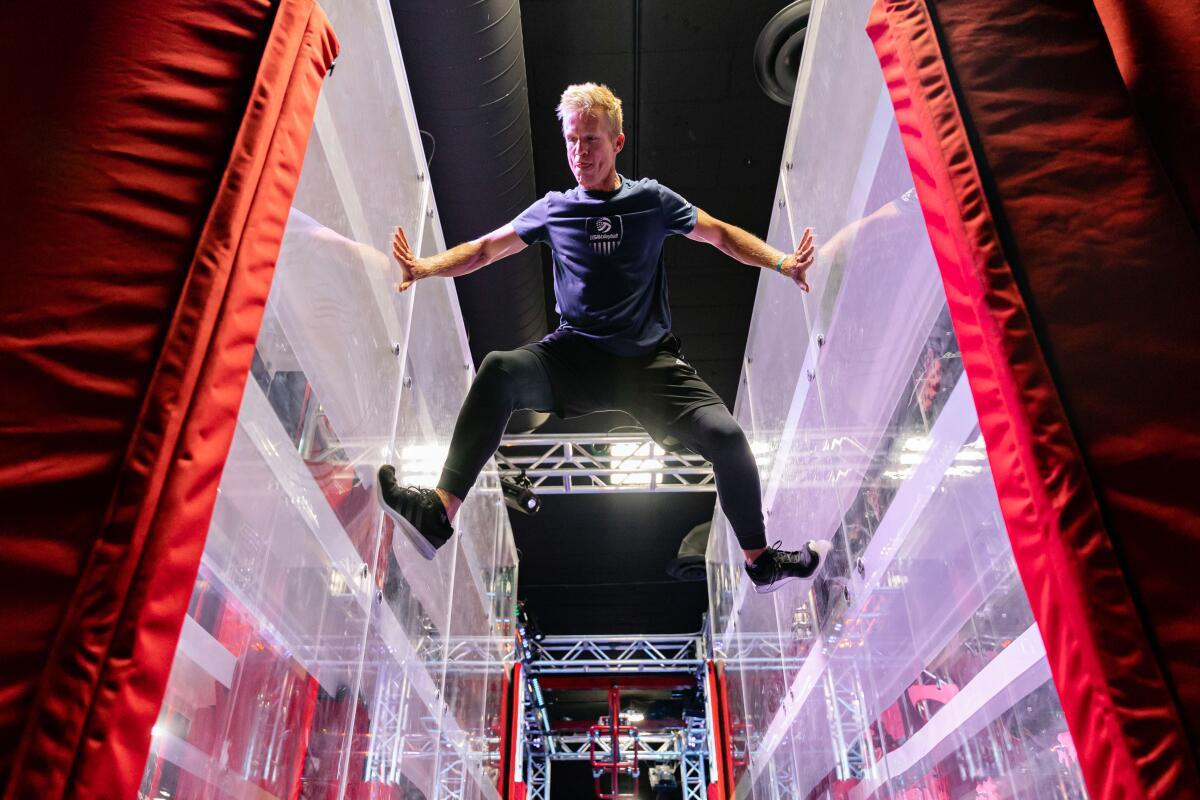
[806,369,815,382]
[778,198,786,209]
[816,334,825,347]
[417,170,425,181]
[403,376,413,388]
[375,590,384,605]
[856,559,865,579]
[785,161,793,171]
[427,208,434,218]
[391,343,401,356]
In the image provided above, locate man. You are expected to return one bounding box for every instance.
[378,83,830,594]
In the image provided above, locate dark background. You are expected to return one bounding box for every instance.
[512,0,791,637]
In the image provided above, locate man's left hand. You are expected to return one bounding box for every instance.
[783,227,815,292]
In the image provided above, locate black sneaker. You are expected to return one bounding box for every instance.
[376,465,454,560]
[745,540,832,594]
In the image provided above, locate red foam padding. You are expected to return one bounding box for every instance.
[0,1,337,796]
[867,0,1200,797]
[1093,0,1200,234]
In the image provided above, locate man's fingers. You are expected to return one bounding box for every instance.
[393,226,414,260]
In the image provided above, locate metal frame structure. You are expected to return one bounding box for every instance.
[590,685,641,799]
[528,634,704,674]
[495,426,915,496]
[681,713,710,800]
[526,753,551,800]
[552,732,682,762]
[515,633,714,799]
[436,755,466,800]
[497,434,715,493]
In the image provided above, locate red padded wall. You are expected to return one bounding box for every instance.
[0,2,337,797]
[1093,0,1200,235]
[867,0,1200,797]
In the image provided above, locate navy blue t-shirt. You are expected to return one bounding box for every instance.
[512,176,697,356]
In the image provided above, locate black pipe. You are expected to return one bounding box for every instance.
[391,0,550,431]
[389,4,545,349]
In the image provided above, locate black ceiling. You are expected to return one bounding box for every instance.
[510,0,792,636]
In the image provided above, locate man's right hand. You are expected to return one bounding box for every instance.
[392,225,423,292]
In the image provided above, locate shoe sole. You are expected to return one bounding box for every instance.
[376,475,439,561]
[753,539,833,595]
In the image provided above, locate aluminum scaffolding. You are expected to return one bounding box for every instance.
[528,634,705,674]
[517,633,714,798]
[681,714,710,800]
[497,434,715,494]
[551,732,681,762]
[526,753,551,800]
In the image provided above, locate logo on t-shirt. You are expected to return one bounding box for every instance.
[586,215,623,255]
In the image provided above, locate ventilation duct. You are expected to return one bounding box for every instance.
[391,0,549,432]
[754,1,812,105]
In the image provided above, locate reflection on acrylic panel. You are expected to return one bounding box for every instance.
[138,2,516,799]
[706,0,1090,797]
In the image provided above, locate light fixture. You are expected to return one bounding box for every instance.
[501,471,540,515]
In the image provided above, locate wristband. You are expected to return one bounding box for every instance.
[775,255,786,272]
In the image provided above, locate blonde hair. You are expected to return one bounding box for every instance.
[557,83,624,139]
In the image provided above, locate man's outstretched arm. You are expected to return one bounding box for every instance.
[392,222,528,293]
[685,208,815,292]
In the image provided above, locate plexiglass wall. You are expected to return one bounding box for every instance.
[140,4,516,799]
[707,1,1090,797]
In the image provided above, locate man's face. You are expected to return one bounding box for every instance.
[563,110,624,190]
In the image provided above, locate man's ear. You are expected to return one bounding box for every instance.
[613,132,625,154]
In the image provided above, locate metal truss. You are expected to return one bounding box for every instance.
[681,751,706,800]
[436,756,465,800]
[496,434,715,494]
[526,753,551,800]
[528,634,705,674]
[548,732,682,762]
[520,634,713,799]
[769,757,801,800]
[823,665,874,781]
[706,633,821,675]
[418,634,515,670]
[365,674,418,784]
[681,715,708,800]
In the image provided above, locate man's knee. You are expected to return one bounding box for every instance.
[473,350,519,395]
[475,349,546,405]
[680,406,750,457]
[708,417,751,457]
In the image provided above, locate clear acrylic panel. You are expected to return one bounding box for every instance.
[707,0,1089,797]
[141,2,513,798]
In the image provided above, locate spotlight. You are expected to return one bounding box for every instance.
[649,763,678,790]
[501,471,540,515]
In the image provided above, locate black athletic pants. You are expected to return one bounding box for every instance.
[436,333,768,552]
